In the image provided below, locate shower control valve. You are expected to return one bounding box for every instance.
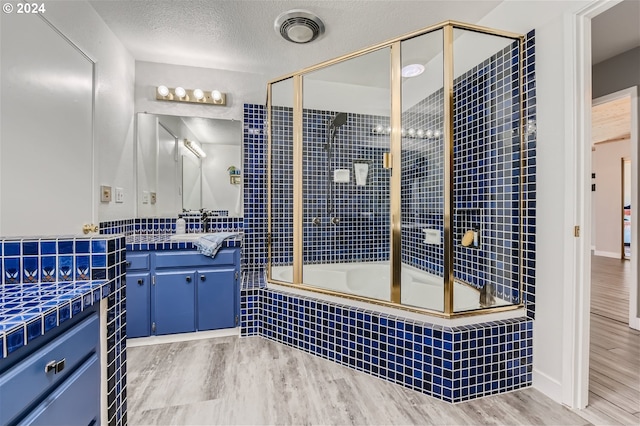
[312,217,321,226]
[330,217,340,225]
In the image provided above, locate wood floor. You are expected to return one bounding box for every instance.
[126,255,639,425]
[127,336,588,425]
[575,255,640,425]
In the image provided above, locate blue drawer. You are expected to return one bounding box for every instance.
[155,249,237,269]
[127,253,150,271]
[0,314,99,425]
[18,353,100,426]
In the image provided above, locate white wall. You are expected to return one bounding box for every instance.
[593,140,631,257]
[42,1,136,223]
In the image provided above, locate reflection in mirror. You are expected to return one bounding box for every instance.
[136,113,243,217]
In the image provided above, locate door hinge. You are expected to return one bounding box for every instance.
[235,315,239,326]
[152,275,156,285]
[152,322,156,333]
[574,225,580,237]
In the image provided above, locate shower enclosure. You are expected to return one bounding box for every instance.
[267,21,526,317]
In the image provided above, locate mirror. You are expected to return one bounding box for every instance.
[136,113,243,217]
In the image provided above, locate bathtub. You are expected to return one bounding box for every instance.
[270,262,510,312]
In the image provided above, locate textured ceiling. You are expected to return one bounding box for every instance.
[592,0,640,65]
[88,0,503,79]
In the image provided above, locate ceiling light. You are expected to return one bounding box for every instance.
[183,139,207,158]
[401,63,425,78]
[275,9,325,44]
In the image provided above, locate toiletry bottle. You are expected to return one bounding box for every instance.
[176,216,186,234]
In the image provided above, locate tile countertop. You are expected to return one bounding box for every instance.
[126,232,242,251]
[0,280,111,359]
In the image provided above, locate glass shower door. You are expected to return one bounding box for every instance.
[301,47,392,302]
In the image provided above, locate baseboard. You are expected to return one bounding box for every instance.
[629,316,640,331]
[127,328,240,347]
[593,250,621,259]
[533,368,563,403]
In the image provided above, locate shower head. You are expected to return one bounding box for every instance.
[329,112,347,129]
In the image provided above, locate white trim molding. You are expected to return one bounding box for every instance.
[565,0,625,410]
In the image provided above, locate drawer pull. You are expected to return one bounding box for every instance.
[186,276,192,283]
[44,358,66,374]
[126,261,131,268]
[137,279,144,286]
[200,275,206,281]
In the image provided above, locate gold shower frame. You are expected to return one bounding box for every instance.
[266,21,526,318]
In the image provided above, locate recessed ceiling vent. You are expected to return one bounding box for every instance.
[275,9,325,44]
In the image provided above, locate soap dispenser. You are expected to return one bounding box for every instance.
[176,215,186,234]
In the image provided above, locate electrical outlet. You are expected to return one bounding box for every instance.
[100,185,112,202]
[142,191,149,204]
[150,192,157,204]
[115,187,124,203]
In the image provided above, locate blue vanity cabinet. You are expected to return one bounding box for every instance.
[197,268,238,330]
[125,253,151,338]
[125,247,241,337]
[153,270,196,335]
[0,312,100,426]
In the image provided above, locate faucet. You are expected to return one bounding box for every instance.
[201,209,210,232]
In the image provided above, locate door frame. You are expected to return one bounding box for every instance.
[566,0,639,410]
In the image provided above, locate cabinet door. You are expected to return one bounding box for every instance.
[197,268,237,330]
[126,272,151,338]
[154,271,196,335]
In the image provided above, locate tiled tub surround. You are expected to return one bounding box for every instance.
[240,274,532,403]
[0,235,126,425]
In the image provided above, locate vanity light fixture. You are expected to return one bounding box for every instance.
[370,124,442,139]
[183,138,207,158]
[156,86,227,106]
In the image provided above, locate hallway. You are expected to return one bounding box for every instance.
[576,255,640,425]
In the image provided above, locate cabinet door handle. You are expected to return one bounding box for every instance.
[186,276,192,283]
[44,358,66,374]
[126,261,131,268]
[137,278,144,286]
[200,274,206,281]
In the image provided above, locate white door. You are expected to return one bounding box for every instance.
[1,13,94,237]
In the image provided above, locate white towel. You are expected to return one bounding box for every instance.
[193,232,238,258]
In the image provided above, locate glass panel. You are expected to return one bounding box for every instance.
[452,28,521,312]
[269,78,295,283]
[400,30,445,312]
[301,47,392,301]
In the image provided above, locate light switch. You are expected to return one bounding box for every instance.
[101,185,112,203]
[150,192,157,204]
[142,191,149,204]
[115,187,124,203]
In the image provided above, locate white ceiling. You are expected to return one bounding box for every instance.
[591,0,640,65]
[88,0,503,80]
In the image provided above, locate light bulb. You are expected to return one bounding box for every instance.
[401,128,406,137]
[175,87,186,98]
[426,129,434,138]
[157,85,170,97]
[193,88,204,100]
[375,124,384,134]
[211,90,222,102]
[417,129,425,138]
[408,128,416,137]
[386,126,391,135]
[434,129,442,138]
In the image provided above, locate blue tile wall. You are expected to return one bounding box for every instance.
[243,104,268,270]
[0,235,126,425]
